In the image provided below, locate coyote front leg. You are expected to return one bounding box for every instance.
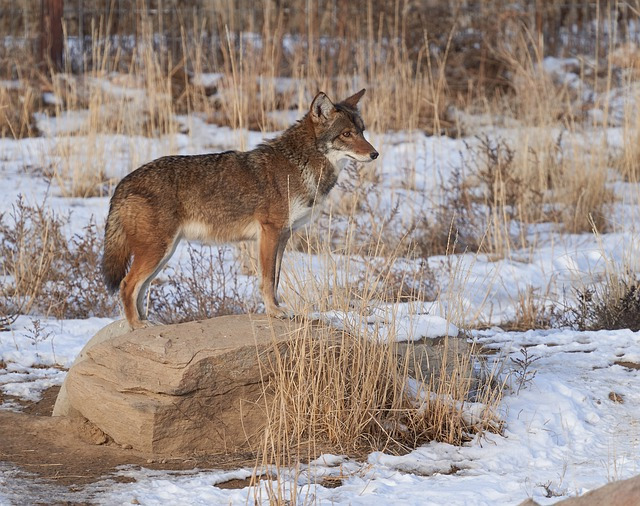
[274,230,291,295]
[259,224,290,317]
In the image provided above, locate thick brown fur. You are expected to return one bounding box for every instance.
[102,89,378,329]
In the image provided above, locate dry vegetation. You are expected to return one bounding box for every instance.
[1,0,640,483]
[254,321,504,502]
[570,268,640,331]
[0,198,118,323]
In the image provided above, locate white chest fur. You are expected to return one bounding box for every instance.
[288,196,323,230]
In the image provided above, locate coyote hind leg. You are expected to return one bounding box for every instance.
[121,241,173,330]
[134,237,180,322]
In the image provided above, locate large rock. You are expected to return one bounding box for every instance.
[55,315,296,456]
[53,319,131,418]
[520,474,640,505]
[55,314,472,457]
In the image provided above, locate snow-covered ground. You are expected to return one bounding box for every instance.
[1,63,640,504]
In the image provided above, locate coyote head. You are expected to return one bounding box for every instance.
[310,89,379,166]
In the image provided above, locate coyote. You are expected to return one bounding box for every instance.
[102,89,378,329]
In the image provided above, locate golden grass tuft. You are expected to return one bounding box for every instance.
[0,83,40,138]
[253,317,504,502]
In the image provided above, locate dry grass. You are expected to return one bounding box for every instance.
[608,68,640,184]
[151,244,260,324]
[0,1,630,244]
[264,323,502,454]
[0,83,40,138]
[236,214,505,494]
[0,198,118,321]
[471,132,614,241]
[502,285,558,332]
[571,269,640,331]
[0,5,633,322]
[0,197,67,319]
[45,137,111,198]
[0,196,262,324]
[253,318,504,502]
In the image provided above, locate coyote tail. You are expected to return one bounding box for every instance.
[102,206,131,293]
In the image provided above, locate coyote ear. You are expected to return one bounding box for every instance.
[341,89,366,108]
[310,92,336,121]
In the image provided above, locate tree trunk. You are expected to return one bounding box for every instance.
[41,0,64,70]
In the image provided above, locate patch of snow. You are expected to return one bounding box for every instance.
[42,92,62,106]
[191,72,224,88]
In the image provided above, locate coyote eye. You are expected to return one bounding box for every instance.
[342,131,352,137]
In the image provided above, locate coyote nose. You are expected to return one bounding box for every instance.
[370,151,379,160]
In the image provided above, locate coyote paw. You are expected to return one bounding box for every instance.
[266,305,296,319]
[129,319,158,331]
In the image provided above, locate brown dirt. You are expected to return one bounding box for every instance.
[0,386,257,490]
[614,360,640,370]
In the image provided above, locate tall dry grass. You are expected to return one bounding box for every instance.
[252,322,504,502]
[259,322,503,453]
[0,6,634,318]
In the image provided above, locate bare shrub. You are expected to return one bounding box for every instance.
[509,348,542,394]
[413,165,487,258]
[420,134,614,259]
[0,197,117,321]
[411,136,537,259]
[475,136,555,224]
[465,136,558,252]
[0,197,68,318]
[51,218,119,319]
[0,197,261,324]
[570,274,640,331]
[151,244,259,324]
[24,318,54,347]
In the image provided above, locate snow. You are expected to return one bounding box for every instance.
[0,317,113,405]
[191,72,224,88]
[1,59,640,504]
[315,303,459,341]
[0,316,113,370]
